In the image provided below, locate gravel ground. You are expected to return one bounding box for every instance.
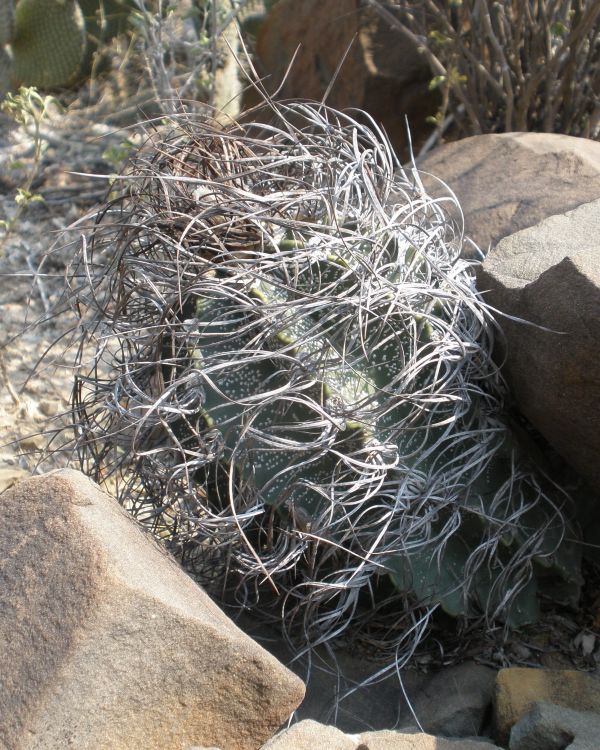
[0,107,134,489]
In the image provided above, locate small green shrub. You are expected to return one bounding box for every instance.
[368,0,600,140]
[0,86,60,248]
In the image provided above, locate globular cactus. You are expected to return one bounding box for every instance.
[188,234,581,627]
[62,103,582,661]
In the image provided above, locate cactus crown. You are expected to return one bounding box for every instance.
[62,103,581,664]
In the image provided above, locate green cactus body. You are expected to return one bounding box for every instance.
[0,0,15,46]
[192,289,371,514]
[387,524,481,619]
[186,239,582,627]
[0,0,139,92]
[11,0,86,88]
[77,0,135,76]
[0,44,13,95]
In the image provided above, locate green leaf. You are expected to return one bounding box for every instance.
[429,75,447,91]
[428,30,451,45]
[14,187,43,205]
[551,21,568,36]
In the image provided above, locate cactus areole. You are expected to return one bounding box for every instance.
[69,103,582,661]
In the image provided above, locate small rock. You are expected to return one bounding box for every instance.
[494,667,600,744]
[17,430,46,451]
[359,729,501,749]
[573,632,596,658]
[260,720,502,749]
[508,643,533,662]
[38,399,62,418]
[261,720,356,750]
[509,702,600,750]
[407,661,496,737]
[0,469,304,750]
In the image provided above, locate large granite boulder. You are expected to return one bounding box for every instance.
[0,469,304,750]
[419,133,600,493]
[254,0,437,157]
[477,199,600,492]
[418,132,600,254]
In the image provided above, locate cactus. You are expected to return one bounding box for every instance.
[0,46,13,96]
[187,237,582,627]
[0,0,139,92]
[0,0,85,90]
[64,104,583,660]
[0,0,15,46]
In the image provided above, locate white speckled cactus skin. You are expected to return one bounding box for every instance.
[186,220,582,628]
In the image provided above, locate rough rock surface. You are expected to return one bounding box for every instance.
[509,702,600,750]
[254,0,437,157]
[418,132,600,255]
[477,198,600,492]
[0,469,305,750]
[409,661,496,737]
[261,719,501,749]
[261,720,355,750]
[494,668,600,744]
